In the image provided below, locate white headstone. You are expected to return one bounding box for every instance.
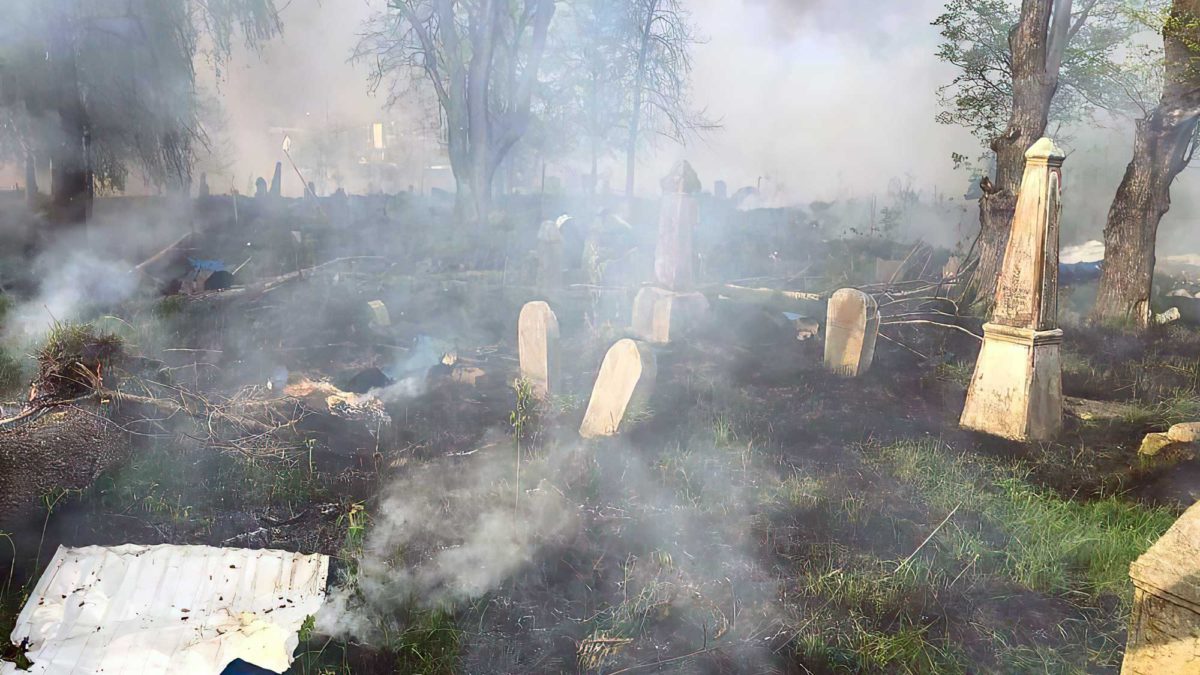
[518,301,560,399]
[579,339,656,438]
[823,289,880,377]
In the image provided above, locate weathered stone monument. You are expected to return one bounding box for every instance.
[269,161,283,198]
[518,301,560,400]
[823,289,880,377]
[960,138,1065,441]
[580,339,656,438]
[1122,500,1200,674]
[536,220,563,291]
[631,161,710,343]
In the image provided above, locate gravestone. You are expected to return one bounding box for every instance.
[536,220,563,291]
[714,180,728,200]
[367,300,391,328]
[960,138,1065,441]
[580,339,656,438]
[269,162,283,198]
[1122,500,1200,674]
[198,172,210,198]
[823,289,880,376]
[632,286,710,344]
[656,160,701,291]
[630,161,709,343]
[518,301,560,400]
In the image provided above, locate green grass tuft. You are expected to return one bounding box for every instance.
[872,439,1176,598]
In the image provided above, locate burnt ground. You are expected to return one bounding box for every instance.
[0,202,1194,674]
[1,283,1191,674]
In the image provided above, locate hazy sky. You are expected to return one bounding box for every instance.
[208,0,1200,247]
[216,0,976,199]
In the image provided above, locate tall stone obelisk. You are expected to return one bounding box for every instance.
[960,138,1064,441]
[631,160,710,344]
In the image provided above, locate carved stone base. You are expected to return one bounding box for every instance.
[631,287,710,344]
[960,323,1063,441]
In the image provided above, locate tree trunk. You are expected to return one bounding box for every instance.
[625,0,660,206]
[963,0,1059,310]
[971,192,1018,304]
[1092,0,1200,328]
[50,110,90,227]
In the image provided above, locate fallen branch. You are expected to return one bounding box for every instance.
[896,502,962,573]
[881,319,982,341]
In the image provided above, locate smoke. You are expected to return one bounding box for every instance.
[317,411,785,669]
[316,428,583,639]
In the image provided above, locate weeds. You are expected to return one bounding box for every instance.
[871,439,1175,599]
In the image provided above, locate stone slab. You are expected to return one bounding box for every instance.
[631,287,710,344]
[518,301,560,400]
[823,288,880,377]
[579,339,656,438]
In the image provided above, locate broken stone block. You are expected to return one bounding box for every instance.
[367,300,391,328]
[1157,307,1182,325]
[518,301,560,399]
[631,287,710,344]
[1168,422,1200,443]
[961,138,1065,442]
[1140,433,1175,457]
[823,289,879,377]
[580,339,657,438]
[1122,500,1200,674]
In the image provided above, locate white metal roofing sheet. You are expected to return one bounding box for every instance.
[2,544,328,675]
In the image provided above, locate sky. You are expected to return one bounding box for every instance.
[215,0,978,200]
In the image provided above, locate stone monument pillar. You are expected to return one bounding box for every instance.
[536,220,563,291]
[631,161,710,344]
[960,138,1065,441]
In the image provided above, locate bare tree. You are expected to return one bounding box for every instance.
[0,0,280,226]
[623,0,712,201]
[358,0,556,221]
[1092,0,1200,328]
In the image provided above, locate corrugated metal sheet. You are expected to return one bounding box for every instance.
[2,544,328,675]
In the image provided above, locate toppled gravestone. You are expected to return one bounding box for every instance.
[518,301,560,400]
[580,339,656,438]
[1122,500,1200,674]
[823,288,879,377]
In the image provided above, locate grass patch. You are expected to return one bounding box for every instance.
[871,439,1176,598]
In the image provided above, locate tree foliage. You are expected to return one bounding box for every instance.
[0,0,279,202]
[934,0,1144,145]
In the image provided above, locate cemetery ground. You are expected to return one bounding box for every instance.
[0,206,1195,673]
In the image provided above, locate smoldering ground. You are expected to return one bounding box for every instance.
[316,404,791,671]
